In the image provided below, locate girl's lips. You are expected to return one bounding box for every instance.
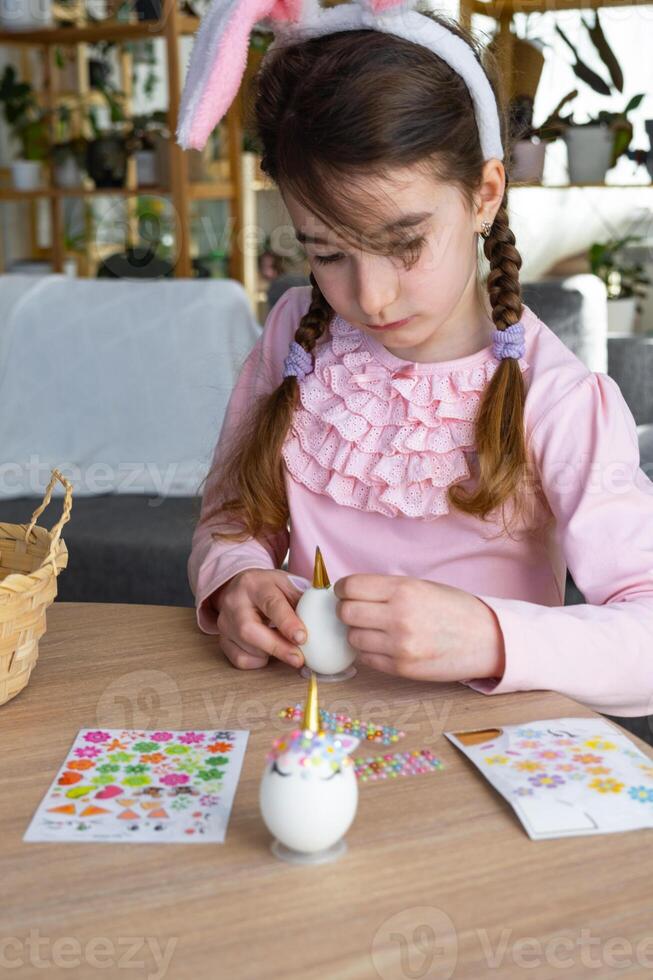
[366,315,414,331]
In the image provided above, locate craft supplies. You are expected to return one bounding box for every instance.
[260,673,359,863]
[296,547,357,682]
[446,717,653,839]
[0,468,72,706]
[24,728,248,843]
[354,749,444,782]
[279,705,405,745]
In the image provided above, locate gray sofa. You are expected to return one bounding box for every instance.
[1,274,651,743]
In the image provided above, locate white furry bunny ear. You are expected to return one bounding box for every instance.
[177,0,318,151]
[356,0,419,12]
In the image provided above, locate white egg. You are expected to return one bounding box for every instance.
[296,586,357,675]
[259,732,359,854]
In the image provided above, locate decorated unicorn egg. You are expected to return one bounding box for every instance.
[296,546,357,681]
[259,672,359,862]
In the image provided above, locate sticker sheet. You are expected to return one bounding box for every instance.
[24,728,249,844]
[445,717,653,840]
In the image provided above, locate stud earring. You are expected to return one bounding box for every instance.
[480,220,493,239]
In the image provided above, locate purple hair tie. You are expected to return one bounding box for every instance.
[283,340,314,382]
[492,320,525,360]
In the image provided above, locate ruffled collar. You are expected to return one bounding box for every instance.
[281,313,530,520]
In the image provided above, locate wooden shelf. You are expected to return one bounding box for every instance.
[0,16,199,45]
[188,180,237,200]
[0,185,169,199]
[472,0,644,15]
[2,180,646,202]
[0,0,247,286]
[512,182,653,189]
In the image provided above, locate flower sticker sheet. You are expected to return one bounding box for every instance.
[445,717,653,840]
[24,728,249,844]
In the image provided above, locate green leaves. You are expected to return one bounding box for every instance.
[0,65,53,159]
[588,236,652,300]
[623,94,645,114]
[555,24,612,96]
[581,10,623,93]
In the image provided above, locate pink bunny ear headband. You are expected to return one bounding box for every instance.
[176,0,504,162]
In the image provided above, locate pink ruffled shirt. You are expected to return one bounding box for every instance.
[188,285,653,717]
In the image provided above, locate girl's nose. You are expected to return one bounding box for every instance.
[354,253,400,321]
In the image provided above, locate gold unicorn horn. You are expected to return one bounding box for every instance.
[302,670,320,733]
[312,545,330,589]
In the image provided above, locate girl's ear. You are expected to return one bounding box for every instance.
[177,0,316,151]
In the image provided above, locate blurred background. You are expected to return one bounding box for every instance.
[0,0,651,327]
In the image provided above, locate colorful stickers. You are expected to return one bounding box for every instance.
[24,728,248,844]
[445,717,653,839]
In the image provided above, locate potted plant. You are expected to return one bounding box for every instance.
[0,66,50,189]
[589,235,652,334]
[86,40,116,91]
[508,92,574,182]
[50,102,90,188]
[62,225,86,277]
[533,12,644,183]
[125,111,169,188]
[54,44,79,90]
[125,39,159,102]
[562,96,645,185]
[52,136,88,188]
[86,90,130,188]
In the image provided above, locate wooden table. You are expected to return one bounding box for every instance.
[2,603,653,980]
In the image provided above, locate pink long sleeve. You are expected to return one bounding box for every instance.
[187,289,297,634]
[463,372,653,717]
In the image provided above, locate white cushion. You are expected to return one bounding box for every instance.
[0,274,262,499]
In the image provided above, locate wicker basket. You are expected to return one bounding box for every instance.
[0,468,73,706]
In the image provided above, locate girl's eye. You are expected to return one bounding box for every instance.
[313,236,426,267]
[398,234,427,263]
[313,252,343,265]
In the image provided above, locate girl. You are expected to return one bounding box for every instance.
[180,0,653,724]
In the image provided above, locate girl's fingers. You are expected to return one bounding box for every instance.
[256,585,308,647]
[347,626,392,655]
[219,635,270,670]
[357,651,399,675]
[337,598,392,632]
[237,610,304,668]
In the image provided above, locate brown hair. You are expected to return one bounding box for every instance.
[202,9,537,546]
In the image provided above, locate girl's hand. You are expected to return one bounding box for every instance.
[214,569,307,670]
[333,574,505,682]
